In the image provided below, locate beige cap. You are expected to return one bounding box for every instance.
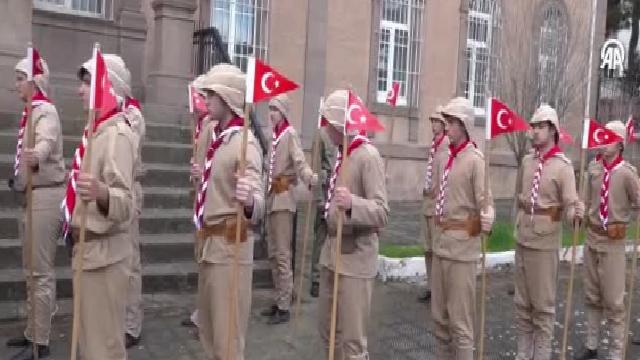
[530,104,560,130]
[321,89,348,130]
[81,54,132,98]
[192,74,207,96]
[441,97,475,132]
[429,105,445,123]
[15,57,50,96]
[198,63,246,117]
[268,93,290,119]
[605,120,626,143]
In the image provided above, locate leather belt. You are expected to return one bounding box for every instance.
[196,216,248,244]
[270,175,296,194]
[32,182,65,190]
[518,201,561,221]
[588,221,626,240]
[436,215,481,237]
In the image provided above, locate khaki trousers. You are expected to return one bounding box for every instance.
[318,268,373,360]
[125,182,143,338]
[267,210,294,310]
[198,263,252,360]
[421,215,436,290]
[79,259,129,360]
[19,187,64,345]
[311,204,328,284]
[583,244,626,357]
[431,255,476,360]
[514,245,558,360]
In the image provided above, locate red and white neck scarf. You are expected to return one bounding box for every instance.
[323,135,370,219]
[529,145,562,217]
[599,154,623,229]
[267,119,292,192]
[435,140,473,218]
[61,107,121,238]
[14,90,51,177]
[424,133,446,191]
[193,117,244,230]
[122,96,141,128]
[194,112,209,142]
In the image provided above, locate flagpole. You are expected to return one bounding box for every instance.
[560,120,589,360]
[24,50,38,360]
[70,42,99,360]
[328,129,349,360]
[224,103,251,360]
[292,98,324,334]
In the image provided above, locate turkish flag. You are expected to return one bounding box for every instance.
[582,118,624,149]
[26,46,44,81]
[386,81,400,107]
[626,116,636,143]
[188,84,208,115]
[246,57,299,104]
[345,91,385,133]
[558,127,574,145]
[90,47,118,117]
[487,98,529,139]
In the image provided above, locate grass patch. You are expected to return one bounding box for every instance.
[380,220,595,258]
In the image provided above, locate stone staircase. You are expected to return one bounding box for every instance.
[0,111,270,318]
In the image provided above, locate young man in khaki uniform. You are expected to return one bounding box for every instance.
[310,130,336,298]
[574,120,640,360]
[190,64,264,360]
[514,104,584,360]
[7,54,65,360]
[261,93,317,324]
[419,106,449,303]
[318,89,389,360]
[121,62,146,348]
[69,54,136,360]
[430,97,495,360]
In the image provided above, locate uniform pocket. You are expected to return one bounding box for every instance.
[532,215,558,236]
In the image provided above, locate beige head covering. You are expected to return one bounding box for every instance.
[192,74,207,96]
[441,97,475,133]
[321,89,348,130]
[15,57,50,96]
[530,104,560,130]
[429,105,445,123]
[80,53,132,99]
[605,120,626,143]
[269,93,290,119]
[197,64,245,117]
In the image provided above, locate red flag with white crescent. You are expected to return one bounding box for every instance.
[245,57,299,104]
[89,47,118,117]
[558,127,574,145]
[582,118,624,149]
[386,81,400,107]
[345,91,385,133]
[626,115,636,143]
[188,84,208,115]
[487,98,529,139]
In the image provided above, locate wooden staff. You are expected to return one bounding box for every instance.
[328,131,350,360]
[24,77,38,360]
[560,146,587,360]
[69,107,97,360]
[477,139,491,360]
[225,104,251,360]
[292,129,322,331]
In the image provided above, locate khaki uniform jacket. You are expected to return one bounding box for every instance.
[320,143,389,279]
[13,102,65,191]
[123,105,146,181]
[431,144,492,262]
[195,120,264,265]
[313,130,337,203]
[267,127,313,213]
[71,114,136,270]
[584,159,640,252]
[516,152,578,250]
[423,135,450,217]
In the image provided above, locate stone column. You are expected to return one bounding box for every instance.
[117,0,147,98]
[0,0,32,118]
[145,0,196,122]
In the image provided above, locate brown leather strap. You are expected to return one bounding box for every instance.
[32,182,65,190]
[197,217,248,243]
[270,175,296,194]
[196,223,227,241]
[518,201,561,221]
[436,219,469,231]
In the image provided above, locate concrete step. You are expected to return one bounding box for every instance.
[0,259,272,302]
[0,231,268,270]
[0,132,192,165]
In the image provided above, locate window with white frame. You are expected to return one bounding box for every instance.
[34,0,112,19]
[537,3,568,107]
[375,0,424,108]
[210,0,270,73]
[464,0,500,116]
